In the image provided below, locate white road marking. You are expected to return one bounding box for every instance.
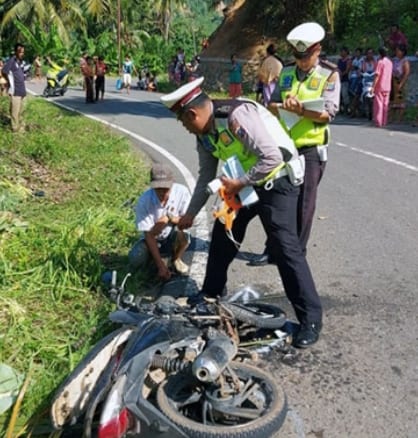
[335,141,418,172]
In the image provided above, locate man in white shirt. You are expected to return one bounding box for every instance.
[128,163,191,281]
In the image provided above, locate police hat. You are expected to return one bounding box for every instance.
[287,22,325,59]
[160,77,204,113]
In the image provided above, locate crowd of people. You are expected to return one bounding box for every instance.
[168,47,203,86]
[336,24,414,126]
[336,44,411,126]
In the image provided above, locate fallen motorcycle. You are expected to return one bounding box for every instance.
[51,273,290,437]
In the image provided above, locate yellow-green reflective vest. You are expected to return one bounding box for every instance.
[208,127,258,172]
[207,126,287,186]
[279,64,331,148]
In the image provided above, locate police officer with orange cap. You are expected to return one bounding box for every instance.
[250,22,340,267]
[160,77,323,347]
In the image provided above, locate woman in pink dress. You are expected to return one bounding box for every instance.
[371,47,393,127]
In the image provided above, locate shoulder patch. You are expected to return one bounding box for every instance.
[230,120,247,141]
[325,81,336,92]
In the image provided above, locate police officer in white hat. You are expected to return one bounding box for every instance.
[252,23,340,261]
[161,76,323,348]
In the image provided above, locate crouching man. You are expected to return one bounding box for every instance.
[128,163,191,281]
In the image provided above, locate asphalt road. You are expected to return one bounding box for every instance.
[28,79,418,438]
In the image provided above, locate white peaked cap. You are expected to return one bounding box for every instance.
[287,22,325,56]
[160,77,205,113]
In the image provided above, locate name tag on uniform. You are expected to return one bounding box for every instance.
[219,130,234,146]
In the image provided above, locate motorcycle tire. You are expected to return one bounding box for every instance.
[42,87,50,97]
[156,362,287,438]
[222,301,286,329]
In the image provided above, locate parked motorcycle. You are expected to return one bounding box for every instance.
[360,71,376,120]
[51,272,290,437]
[42,59,69,98]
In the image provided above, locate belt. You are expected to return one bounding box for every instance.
[274,166,288,179]
[298,145,320,154]
[262,166,288,190]
[299,145,328,162]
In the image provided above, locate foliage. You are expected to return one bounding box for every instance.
[1,0,222,72]
[1,0,417,67]
[0,96,149,434]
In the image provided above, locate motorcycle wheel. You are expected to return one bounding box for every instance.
[42,86,50,97]
[156,362,287,438]
[222,301,286,329]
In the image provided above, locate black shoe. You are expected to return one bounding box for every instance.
[248,252,272,266]
[293,322,322,348]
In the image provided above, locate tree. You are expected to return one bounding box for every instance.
[1,0,86,47]
[324,0,337,34]
[154,0,185,42]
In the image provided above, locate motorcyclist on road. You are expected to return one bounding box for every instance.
[45,56,68,87]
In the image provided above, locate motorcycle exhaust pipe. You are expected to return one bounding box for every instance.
[192,335,237,382]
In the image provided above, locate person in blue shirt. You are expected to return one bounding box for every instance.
[122,54,138,94]
[2,43,26,132]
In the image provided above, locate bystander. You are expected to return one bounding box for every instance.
[2,43,26,132]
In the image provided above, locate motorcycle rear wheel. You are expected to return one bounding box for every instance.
[156,362,287,438]
[222,301,286,329]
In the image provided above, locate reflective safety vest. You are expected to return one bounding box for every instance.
[279,64,332,147]
[203,99,299,185]
[209,126,258,172]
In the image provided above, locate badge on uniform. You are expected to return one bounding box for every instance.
[325,81,335,91]
[308,76,320,90]
[281,75,293,90]
[219,129,234,146]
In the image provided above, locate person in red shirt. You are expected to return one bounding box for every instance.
[386,24,408,54]
[95,56,107,101]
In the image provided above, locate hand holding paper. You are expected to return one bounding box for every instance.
[278,98,324,129]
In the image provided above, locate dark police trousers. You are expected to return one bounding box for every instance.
[297,146,327,255]
[201,176,322,325]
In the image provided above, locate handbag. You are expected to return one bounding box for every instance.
[115,78,123,90]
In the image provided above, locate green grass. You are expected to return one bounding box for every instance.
[0,96,150,436]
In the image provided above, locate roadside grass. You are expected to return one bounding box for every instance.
[0,96,150,435]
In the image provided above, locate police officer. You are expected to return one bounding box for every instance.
[250,22,340,266]
[160,77,322,347]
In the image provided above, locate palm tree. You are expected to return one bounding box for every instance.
[154,0,184,42]
[1,0,86,46]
